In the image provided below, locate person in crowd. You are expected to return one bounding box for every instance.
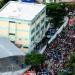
[43,20,75,75]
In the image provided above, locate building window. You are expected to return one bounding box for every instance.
[31,36,34,41]
[41,10,45,16]
[31,28,35,34]
[9,33,15,35]
[36,31,39,36]
[36,23,40,30]
[45,24,48,28]
[41,18,44,24]
[41,26,44,30]
[9,21,15,23]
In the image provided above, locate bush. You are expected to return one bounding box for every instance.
[25,52,46,71]
[46,3,66,28]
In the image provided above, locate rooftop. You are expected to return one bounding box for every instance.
[0,37,25,59]
[0,1,45,21]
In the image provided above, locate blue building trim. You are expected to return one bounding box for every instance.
[21,0,35,3]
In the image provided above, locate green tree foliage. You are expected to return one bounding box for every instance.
[65,3,75,11]
[25,52,46,70]
[46,3,67,28]
[0,0,17,8]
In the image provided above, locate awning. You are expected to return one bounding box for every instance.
[0,37,25,58]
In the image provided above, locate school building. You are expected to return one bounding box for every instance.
[0,1,47,53]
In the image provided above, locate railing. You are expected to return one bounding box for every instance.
[39,17,69,54]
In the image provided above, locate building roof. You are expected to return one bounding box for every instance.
[0,37,25,59]
[0,1,45,21]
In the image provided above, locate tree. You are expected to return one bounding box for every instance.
[0,0,17,8]
[0,0,5,8]
[25,51,46,71]
[66,3,75,11]
[46,3,67,28]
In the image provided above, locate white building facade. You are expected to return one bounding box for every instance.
[36,0,75,3]
[0,1,46,53]
[36,0,62,3]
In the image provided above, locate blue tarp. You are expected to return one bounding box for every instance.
[21,0,35,3]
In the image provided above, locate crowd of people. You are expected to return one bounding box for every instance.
[41,16,75,75]
[23,11,75,75]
